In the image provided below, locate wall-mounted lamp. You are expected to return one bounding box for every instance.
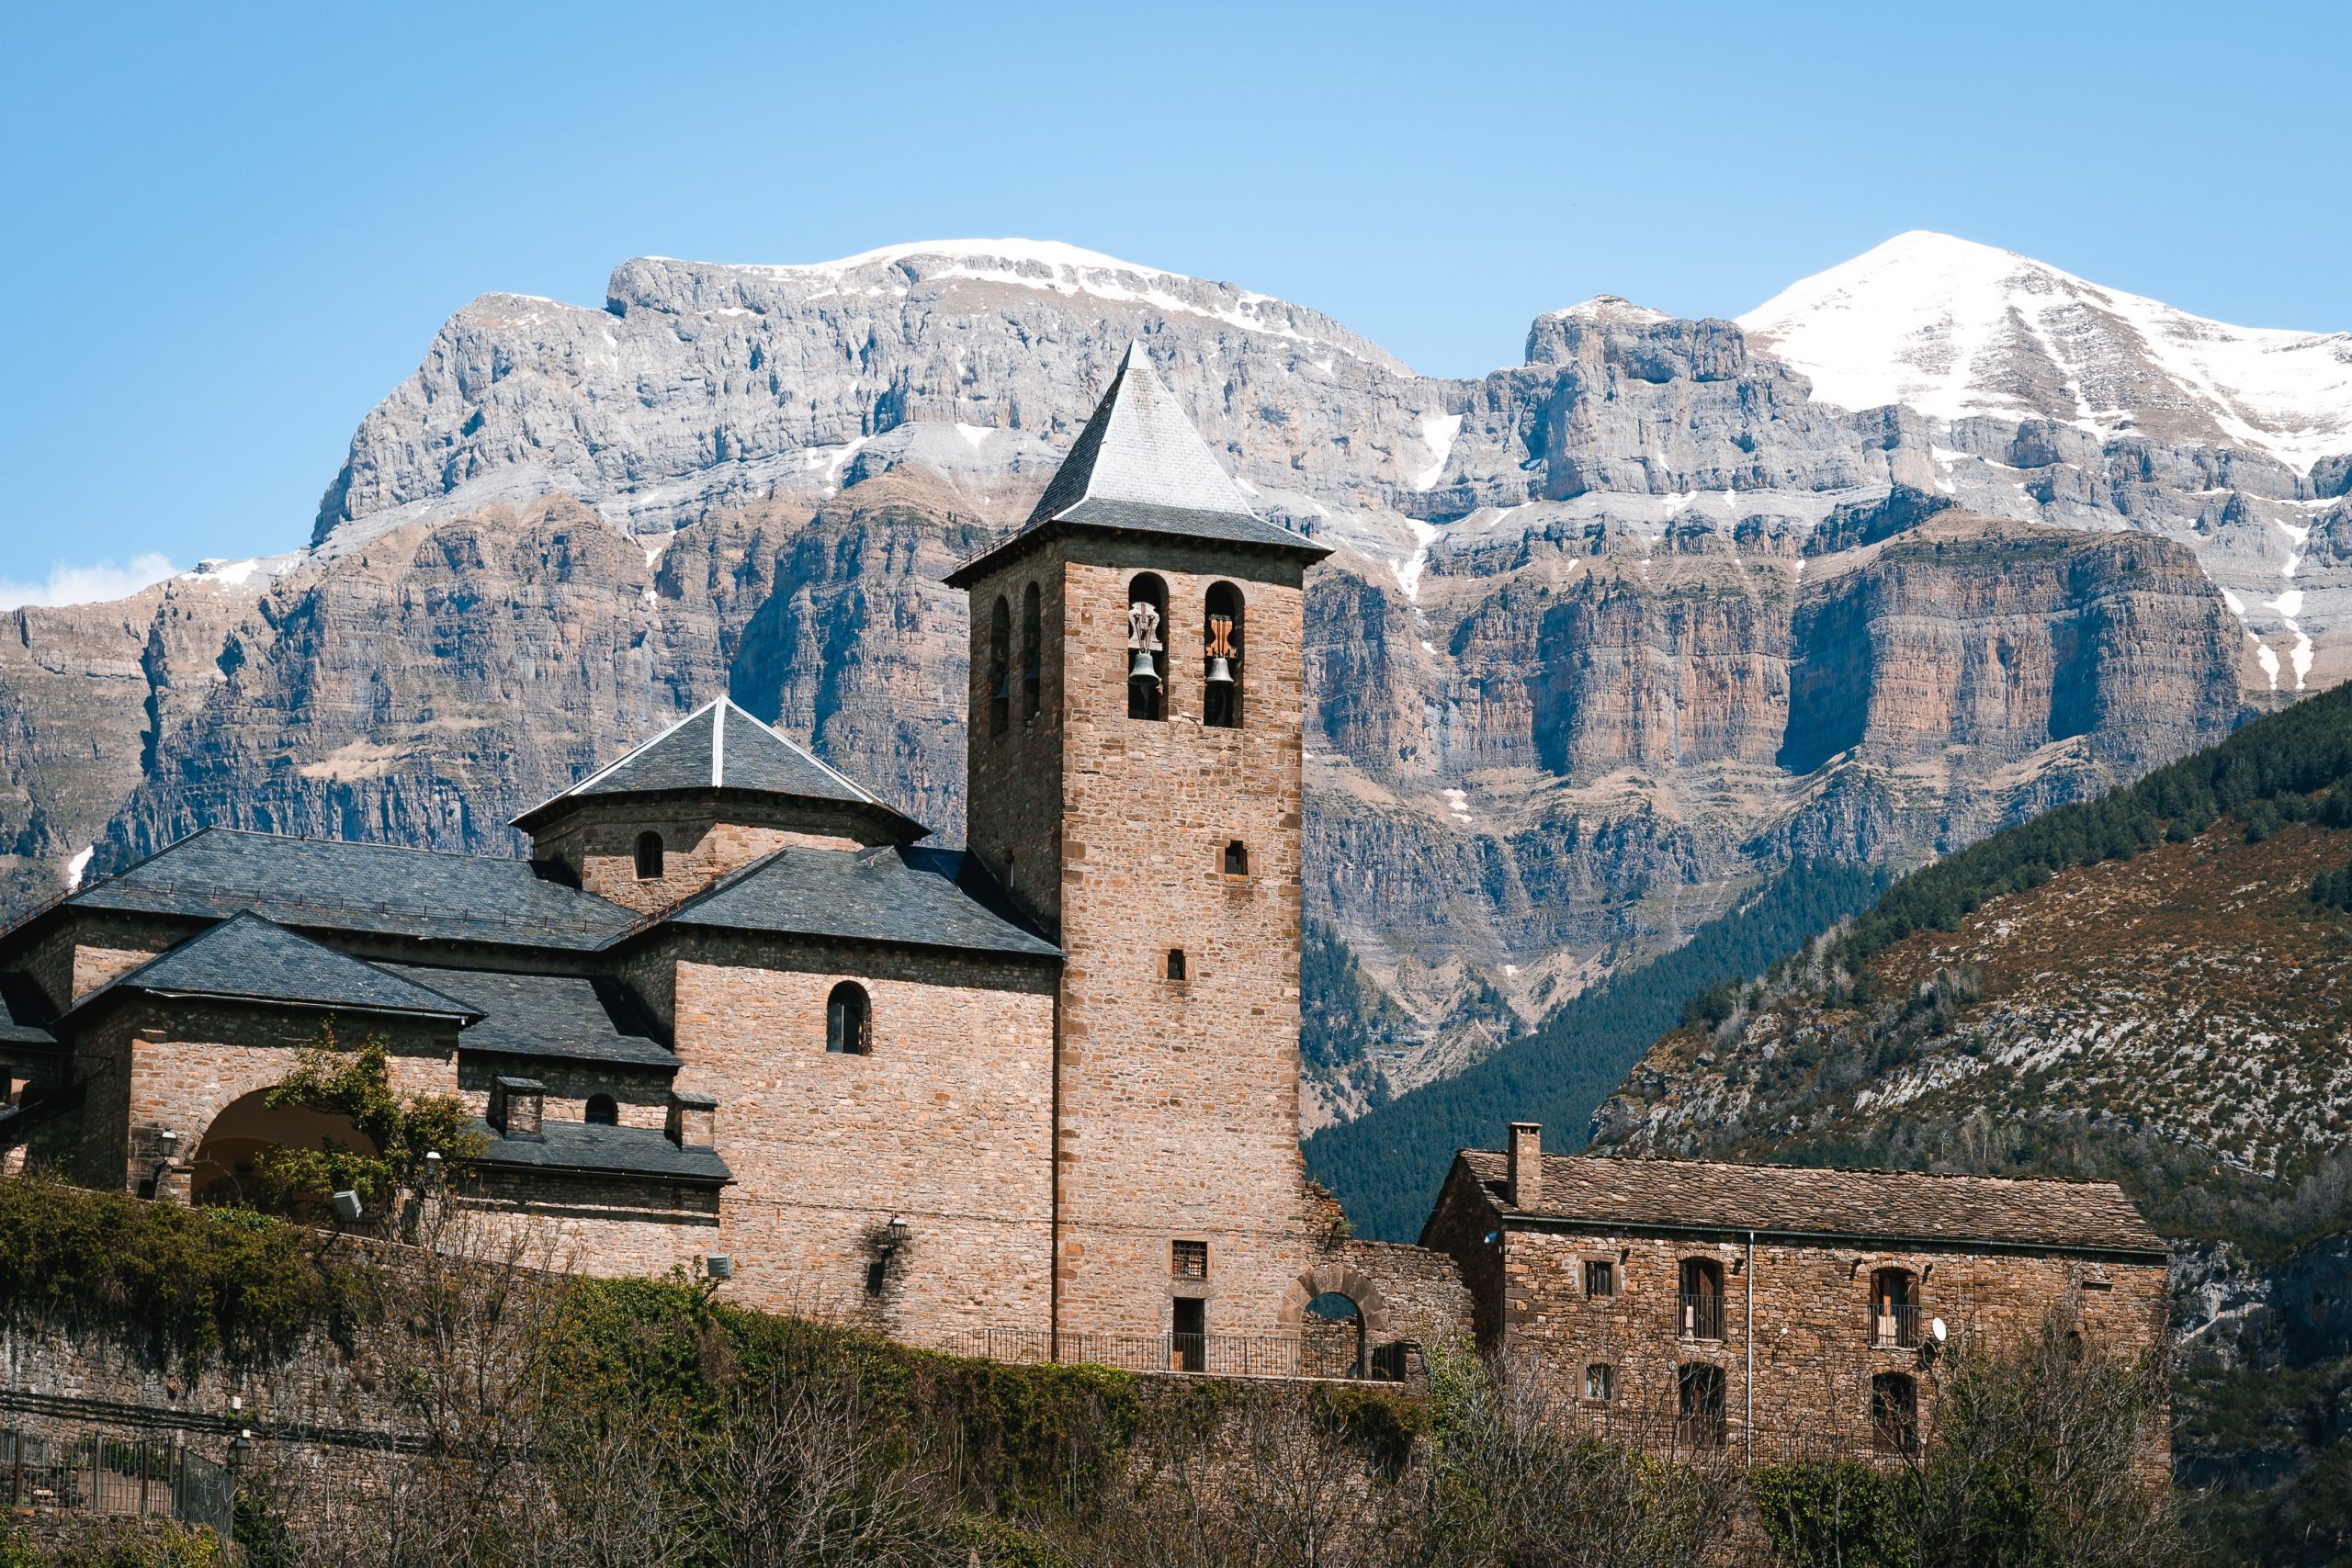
[887,1216,910,1250]
[706,1254,735,1281]
[332,1190,364,1224]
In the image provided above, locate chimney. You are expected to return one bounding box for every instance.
[1507,1122,1543,1209]
[491,1077,546,1140]
[667,1089,718,1148]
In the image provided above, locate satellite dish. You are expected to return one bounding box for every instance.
[1931,1317,1948,1344]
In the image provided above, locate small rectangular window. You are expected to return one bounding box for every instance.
[1585,1363,1614,1404]
[1172,1239,1208,1280]
[1585,1259,1616,1298]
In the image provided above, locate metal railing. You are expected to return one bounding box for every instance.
[937,1327,1390,1382]
[0,1430,234,1540]
[1679,1291,1725,1341]
[1871,1302,1924,1349]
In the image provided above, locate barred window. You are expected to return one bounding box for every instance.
[1171,1239,1208,1280]
[1584,1363,1614,1404]
[1585,1259,1616,1298]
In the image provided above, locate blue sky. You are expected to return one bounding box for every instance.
[3,0,2345,600]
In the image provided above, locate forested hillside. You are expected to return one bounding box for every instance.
[1593,679,2352,1561]
[1304,859,1888,1242]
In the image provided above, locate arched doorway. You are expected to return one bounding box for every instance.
[1305,1291,1366,1378]
[1280,1264,1396,1380]
[187,1089,377,1209]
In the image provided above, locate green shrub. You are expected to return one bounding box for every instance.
[0,1177,359,1366]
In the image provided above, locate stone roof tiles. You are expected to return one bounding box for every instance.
[76,913,478,1023]
[0,975,56,1045]
[473,1118,730,1184]
[63,829,637,952]
[388,965,680,1068]
[1456,1151,2165,1258]
[945,343,1329,587]
[657,844,1059,960]
[513,699,901,830]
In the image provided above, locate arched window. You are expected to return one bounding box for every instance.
[1166,948,1187,981]
[1021,581,1044,720]
[1871,1267,1921,1348]
[988,595,1012,738]
[1676,1364,1727,1450]
[1223,840,1249,877]
[1203,581,1243,728]
[826,982,872,1055]
[1584,1363,1615,1404]
[585,1094,619,1126]
[635,831,664,881]
[1125,573,1168,721]
[1679,1258,1725,1340]
[1871,1371,1918,1454]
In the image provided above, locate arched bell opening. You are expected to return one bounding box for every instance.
[1203,581,1243,728]
[187,1088,379,1211]
[1125,573,1168,721]
[988,595,1012,738]
[1020,581,1044,721]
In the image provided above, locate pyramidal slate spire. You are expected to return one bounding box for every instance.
[945,342,1329,587]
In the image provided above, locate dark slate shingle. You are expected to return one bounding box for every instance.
[69,829,636,952]
[659,844,1058,959]
[531,700,884,812]
[473,1119,730,1183]
[0,975,55,1044]
[390,965,680,1068]
[1459,1151,2165,1257]
[90,913,477,1021]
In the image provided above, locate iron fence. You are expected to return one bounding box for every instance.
[1871,1302,1924,1349]
[936,1326,1389,1382]
[0,1430,235,1540]
[1679,1291,1725,1341]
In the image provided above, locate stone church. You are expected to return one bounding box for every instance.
[0,345,2165,1431]
[0,344,1467,1375]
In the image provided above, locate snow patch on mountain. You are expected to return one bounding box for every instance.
[1738,231,2352,470]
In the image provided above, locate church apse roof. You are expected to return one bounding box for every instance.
[944,342,1330,588]
[510,698,924,841]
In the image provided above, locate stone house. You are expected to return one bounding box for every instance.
[0,344,1468,1377]
[1421,1122,2171,1470]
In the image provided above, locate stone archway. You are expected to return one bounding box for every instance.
[1281,1263,1393,1379]
[187,1089,376,1209]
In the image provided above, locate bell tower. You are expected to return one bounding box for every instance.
[948,343,1333,1349]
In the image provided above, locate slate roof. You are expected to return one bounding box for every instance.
[74,913,478,1022]
[945,343,1329,587]
[0,975,56,1045]
[60,829,636,952]
[388,965,680,1068]
[657,844,1059,960]
[1453,1151,2165,1258]
[512,699,922,840]
[472,1119,730,1184]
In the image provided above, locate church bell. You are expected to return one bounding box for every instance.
[1129,648,1159,683]
[1205,655,1234,686]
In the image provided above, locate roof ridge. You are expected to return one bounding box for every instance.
[1536,1152,2132,1192]
[718,698,886,807]
[511,700,725,823]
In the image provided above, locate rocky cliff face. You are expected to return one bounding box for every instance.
[3,236,2341,1127]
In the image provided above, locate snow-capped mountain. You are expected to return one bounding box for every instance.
[1739,231,2352,471]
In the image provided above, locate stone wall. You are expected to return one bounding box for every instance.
[532,797,876,916]
[1473,1223,2168,1472]
[647,928,1059,1337]
[959,532,1472,1353]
